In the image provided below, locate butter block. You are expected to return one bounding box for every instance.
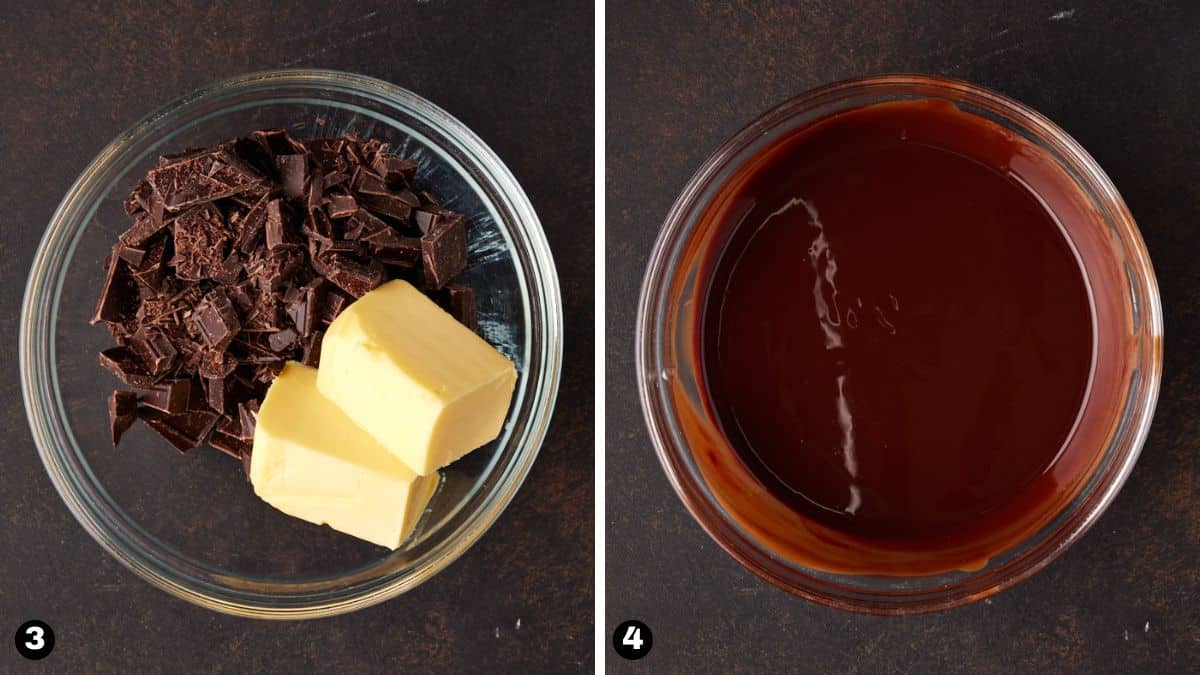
[316,279,517,475]
[250,362,438,549]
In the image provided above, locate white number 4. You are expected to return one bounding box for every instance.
[622,625,643,651]
[24,626,45,651]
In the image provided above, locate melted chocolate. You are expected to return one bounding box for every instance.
[699,100,1098,554]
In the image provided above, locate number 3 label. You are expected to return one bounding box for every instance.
[14,620,55,660]
[613,619,653,660]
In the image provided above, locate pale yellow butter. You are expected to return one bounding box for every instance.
[250,362,438,549]
[316,279,517,475]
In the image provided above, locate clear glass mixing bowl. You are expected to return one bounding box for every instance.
[637,74,1162,614]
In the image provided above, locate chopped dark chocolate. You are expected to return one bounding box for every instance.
[327,194,358,219]
[96,131,476,463]
[210,431,249,459]
[120,212,168,247]
[367,229,422,268]
[322,256,385,298]
[92,257,140,324]
[300,330,325,367]
[99,346,158,387]
[322,290,350,325]
[413,209,440,234]
[421,214,467,290]
[128,328,177,376]
[148,150,262,212]
[140,408,219,453]
[441,283,478,331]
[358,192,413,221]
[108,390,138,445]
[265,199,300,250]
[237,401,259,440]
[276,154,307,200]
[190,289,241,350]
[372,154,418,185]
[136,378,191,414]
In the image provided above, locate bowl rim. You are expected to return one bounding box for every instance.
[20,68,563,619]
[635,73,1163,615]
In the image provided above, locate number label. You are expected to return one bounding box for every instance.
[14,620,55,660]
[612,619,653,660]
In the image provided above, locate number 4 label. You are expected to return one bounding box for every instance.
[613,619,653,660]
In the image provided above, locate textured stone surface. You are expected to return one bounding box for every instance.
[607,1,1199,672]
[0,1,593,671]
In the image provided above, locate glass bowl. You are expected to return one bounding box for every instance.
[637,74,1162,614]
[21,69,562,619]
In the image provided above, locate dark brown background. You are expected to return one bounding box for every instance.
[0,1,592,672]
[608,1,1198,673]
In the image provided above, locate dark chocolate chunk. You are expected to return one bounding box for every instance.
[322,256,385,298]
[211,251,244,285]
[267,327,298,352]
[301,330,325,367]
[148,150,262,212]
[372,154,418,184]
[344,208,389,240]
[198,349,238,379]
[136,378,191,414]
[352,168,389,196]
[119,212,168,247]
[276,154,307,200]
[358,193,413,222]
[286,278,324,337]
[421,214,467,290]
[442,283,477,331]
[190,289,241,350]
[92,257,140,324]
[322,290,350,325]
[205,373,247,414]
[368,229,422,268]
[116,243,147,267]
[128,328,177,376]
[327,194,358,219]
[99,346,158,387]
[303,207,335,242]
[237,401,259,441]
[210,431,249,459]
[265,199,300,250]
[108,390,138,445]
[140,408,219,453]
[413,209,440,234]
[131,236,169,290]
[235,193,270,253]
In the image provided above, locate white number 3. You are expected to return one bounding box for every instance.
[24,626,44,651]
[622,625,643,651]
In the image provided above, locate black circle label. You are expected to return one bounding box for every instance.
[15,620,54,660]
[612,619,652,660]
